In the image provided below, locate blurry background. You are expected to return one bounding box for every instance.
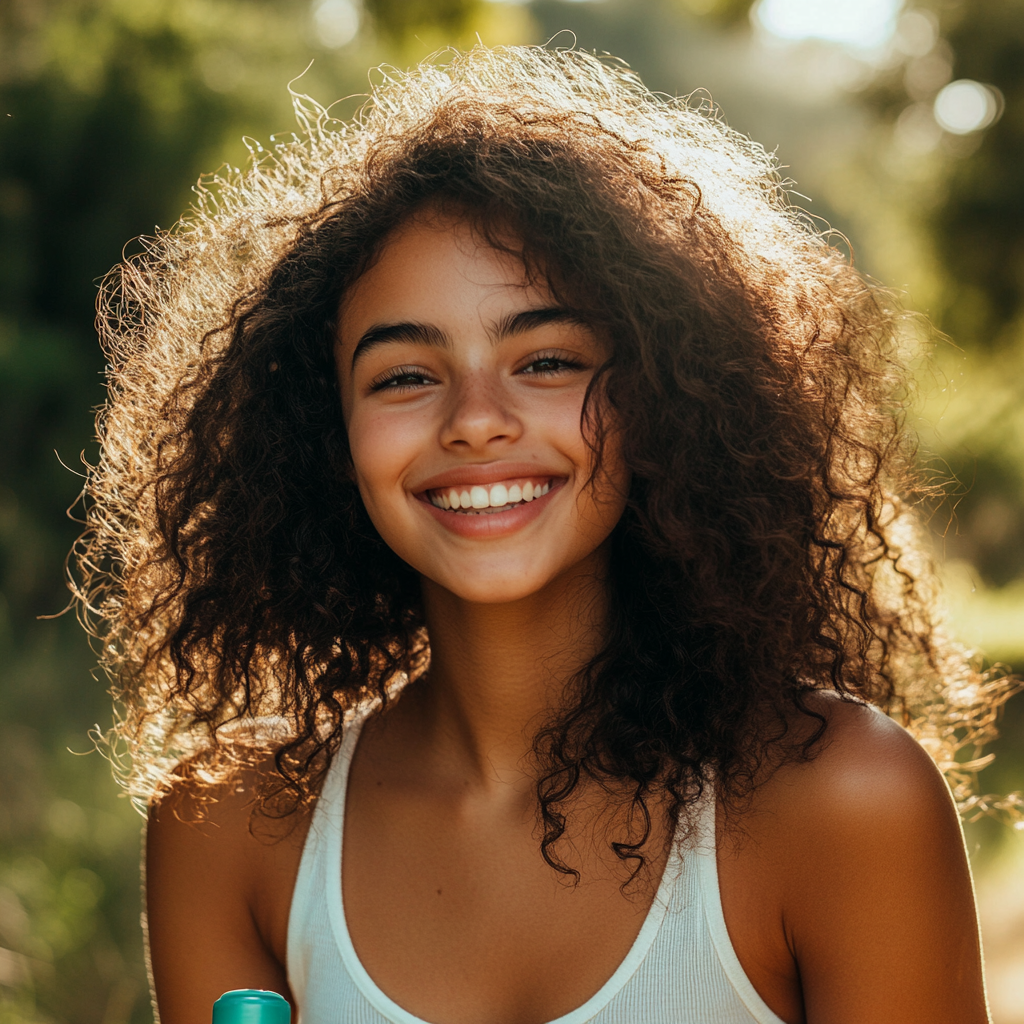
[1,0,1022,1020]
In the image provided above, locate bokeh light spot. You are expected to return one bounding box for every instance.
[893,9,938,57]
[894,101,943,154]
[754,0,902,49]
[313,0,360,48]
[934,80,1001,135]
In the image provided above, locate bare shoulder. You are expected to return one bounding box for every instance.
[147,762,312,1024]
[149,766,249,841]
[744,694,968,900]
[728,695,988,1024]
[148,762,287,857]
[766,695,955,828]
[147,758,312,932]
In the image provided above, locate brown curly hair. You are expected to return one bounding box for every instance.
[75,44,1015,871]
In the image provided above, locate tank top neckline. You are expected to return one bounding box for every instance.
[316,706,697,1024]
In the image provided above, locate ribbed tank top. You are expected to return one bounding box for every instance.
[287,708,786,1024]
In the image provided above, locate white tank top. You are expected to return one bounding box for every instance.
[286,708,787,1024]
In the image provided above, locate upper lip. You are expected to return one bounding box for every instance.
[412,462,565,494]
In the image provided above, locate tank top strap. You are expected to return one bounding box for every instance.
[683,781,784,1023]
[285,704,371,1003]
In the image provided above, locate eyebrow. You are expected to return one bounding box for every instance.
[492,306,590,340]
[350,306,590,367]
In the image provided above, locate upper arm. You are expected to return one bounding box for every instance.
[146,778,293,1024]
[777,705,988,1024]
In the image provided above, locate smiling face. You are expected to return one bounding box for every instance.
[335,210,630,606]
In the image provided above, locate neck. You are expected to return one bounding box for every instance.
[411,545,612,785]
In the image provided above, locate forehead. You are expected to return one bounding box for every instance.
[337,212,552,345]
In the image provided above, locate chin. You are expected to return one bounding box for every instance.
[428,574,551,606]
[418,557,563,605]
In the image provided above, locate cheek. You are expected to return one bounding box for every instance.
[577,412,631,529]
[579,460,630,537]
[533,386,592,457]
[345,409,420,513]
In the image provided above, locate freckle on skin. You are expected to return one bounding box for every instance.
[436,888,442,896]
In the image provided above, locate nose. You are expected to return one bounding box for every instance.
[439,372,523,452]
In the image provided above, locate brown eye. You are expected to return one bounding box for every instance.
[370,366,435,392]
[519,354,584,376]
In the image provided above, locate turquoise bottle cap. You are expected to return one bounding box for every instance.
[212,990,290,1024]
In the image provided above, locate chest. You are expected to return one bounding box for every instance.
[342,770,671,1024]
[268,720,806,1024]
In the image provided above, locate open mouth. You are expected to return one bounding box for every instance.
[424,478,555,515]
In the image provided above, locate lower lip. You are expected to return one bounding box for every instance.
[416,483,564,538]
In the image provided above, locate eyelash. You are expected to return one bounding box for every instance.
[518,352,586,376]
[369,366,436,392]
[368,352,586,392]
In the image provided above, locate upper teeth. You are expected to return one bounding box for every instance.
[430,480,551,511]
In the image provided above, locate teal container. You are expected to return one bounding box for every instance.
[212,990,290,1024]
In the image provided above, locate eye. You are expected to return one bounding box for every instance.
[518,351,586,377]
[369,366,436,392]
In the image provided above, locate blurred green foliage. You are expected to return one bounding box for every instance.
[0,1,1021,1022]
[0,3,383,1020]
[936,0,1024,351]
[366,0,481,39]
[925,0,1024,615]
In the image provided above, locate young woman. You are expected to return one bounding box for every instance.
[78,46,1003,1024]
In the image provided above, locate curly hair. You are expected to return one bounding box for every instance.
[75,44,1015,872]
